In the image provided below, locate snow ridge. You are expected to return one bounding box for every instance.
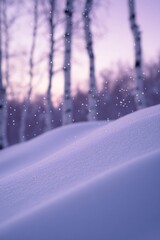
[0,105,160,240]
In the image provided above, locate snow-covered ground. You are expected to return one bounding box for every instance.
[0,105,160,240]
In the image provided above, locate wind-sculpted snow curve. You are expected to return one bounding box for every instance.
[0,105,160,240]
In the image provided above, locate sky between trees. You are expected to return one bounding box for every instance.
[3,0,160,105]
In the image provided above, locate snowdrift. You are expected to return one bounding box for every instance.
[0,105,160,240]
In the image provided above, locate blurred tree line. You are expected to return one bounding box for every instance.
[6,58,160,146]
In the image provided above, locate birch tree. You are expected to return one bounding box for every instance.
[62,0,73,125]
[2,0,14,146]
[3,0,10,91]
[44,0,56,131]
[83,0,97,121]
[128,0,146,110]
[19,0,39,142]
[0,0,6,149]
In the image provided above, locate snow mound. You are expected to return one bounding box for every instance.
[0,105,160,240]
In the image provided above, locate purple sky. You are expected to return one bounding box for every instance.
[96,0,160,68]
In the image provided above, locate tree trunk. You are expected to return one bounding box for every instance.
[128,0,146,110]
[19,0,39,142]
[3,0,13,147]
[0,0,6,149]
[62,0,73,125]
[45,0,56,131]
[83,0,97,121]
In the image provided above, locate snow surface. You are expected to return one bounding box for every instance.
[0,105,160,240]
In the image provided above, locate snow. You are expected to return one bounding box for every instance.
[0,104,160,240]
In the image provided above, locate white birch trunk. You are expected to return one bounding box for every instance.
[128,0,146,110]
[62,0,73,125]
[45,0,56,131]
[0,0,6,149]
[19,0,39,142]
[3,0,12,147]
[83,0,97,121]
[3,0,9,88]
